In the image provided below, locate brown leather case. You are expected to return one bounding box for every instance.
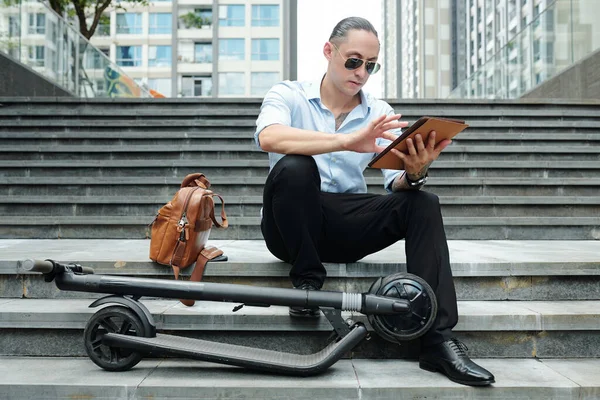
[368,116,468,170]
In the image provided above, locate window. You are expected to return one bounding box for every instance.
[9,16,19,37]
[533,39,540,62]
[28,45,45,67]
[28,13,45,34]
[116,45,142,66]
[219,72,245,95]
[149,45,172,67]
[219,5,245,27]
[116,13,142,34]
[251,5,279,27]
[252,39,279,61]
[96,14,110,36]
[195,8,213,25]
[219,39,244,61]
[195,43,212,63]
[251,72,279,96]
[85,49,109,69]
[149,13,172,34]
[148,78,172,97]
[181,76,212,97]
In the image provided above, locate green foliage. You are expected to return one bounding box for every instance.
[180,11,211,29]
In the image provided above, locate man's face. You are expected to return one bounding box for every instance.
[325,29,380,97]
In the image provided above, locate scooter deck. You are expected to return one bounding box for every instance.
[103,324,368,376]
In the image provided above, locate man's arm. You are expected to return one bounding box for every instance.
[259,124,347,155]
[259,114,406,156]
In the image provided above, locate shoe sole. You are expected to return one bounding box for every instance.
[419,360,495,387]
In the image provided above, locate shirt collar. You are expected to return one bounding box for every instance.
[304,77,371,117]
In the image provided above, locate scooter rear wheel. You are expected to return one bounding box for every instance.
[367,273,438,343]
[84,305,148,371]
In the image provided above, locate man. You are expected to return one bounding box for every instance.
[253,17,495,387]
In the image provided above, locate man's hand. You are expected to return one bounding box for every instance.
[341,114,408,153]
[391,131,451,180]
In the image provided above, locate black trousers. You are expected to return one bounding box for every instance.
[260,154,458,347]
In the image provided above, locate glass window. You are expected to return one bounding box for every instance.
[149,45,172,67]
[252,39,279,61]
[219,72,245,95]
[96,14,110,36]
[148,78,172,97]
[116,45,142,66]
[195,43,212,63]
[251,72,279,96]
[149,13,172,34]
[8,16,19,37]
[219,38,245,61]
[218,5,245,27]
[28,13,45,34]
[196,8,213,25]
[182,76,212,97]
[116,13,142,34]
[85,51,106,69]
[251,5,279,27]
[28,45,45,67]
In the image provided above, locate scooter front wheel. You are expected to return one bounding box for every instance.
[367,272,438,343]
[84,305,149,371]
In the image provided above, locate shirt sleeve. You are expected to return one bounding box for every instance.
[376,106,404,192]
[254,82,294,150]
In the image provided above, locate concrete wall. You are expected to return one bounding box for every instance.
[521,48,600,100]
[0,53,73,97]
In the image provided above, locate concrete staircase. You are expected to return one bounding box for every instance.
[0,97,599,398]
[1,98,599,240]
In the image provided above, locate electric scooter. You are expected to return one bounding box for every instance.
[19,258,437,377]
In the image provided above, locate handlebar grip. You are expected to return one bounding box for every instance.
[18,259,54,273]
[17,259,95,275]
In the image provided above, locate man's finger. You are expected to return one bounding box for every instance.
[381,131,399,141]
[406,138,418,156]
[415,134,426,152]
[427,130,437,150]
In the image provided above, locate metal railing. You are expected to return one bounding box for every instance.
[0,0,151,97]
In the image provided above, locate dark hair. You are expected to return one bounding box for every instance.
[328,17,379,44]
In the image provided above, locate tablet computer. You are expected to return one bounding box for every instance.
[368,116,468,170]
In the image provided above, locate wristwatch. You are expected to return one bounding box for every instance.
[405,173,428,189]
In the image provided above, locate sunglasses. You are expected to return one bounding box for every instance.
[331,43,381,75]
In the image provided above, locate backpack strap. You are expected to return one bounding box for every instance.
[208,193,228,228]
[176,245,224,307]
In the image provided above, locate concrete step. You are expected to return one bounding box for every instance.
[1,129,599,141]
[2,239,599,301]
[1,195,598,218]
[2,298,599,332]
[2,160,600,179]
[0,298,599,358]
[3,144,600,162]
[1,216,599,239]
[2,118,600,129]
[0,357,598,399]
[2,177,599,197]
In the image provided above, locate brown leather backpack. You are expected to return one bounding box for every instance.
[149,173,228,306]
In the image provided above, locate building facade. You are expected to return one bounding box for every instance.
[383,0,600,99]
[88,0,296,97]
[382,0,453,99]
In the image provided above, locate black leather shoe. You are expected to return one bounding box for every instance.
[419,338,495,386]
[289,282,321,318]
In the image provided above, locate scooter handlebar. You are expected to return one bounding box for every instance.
[18,259,94,275]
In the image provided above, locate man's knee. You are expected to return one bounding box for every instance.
[393,190,441,214]
[270,155,320,188]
